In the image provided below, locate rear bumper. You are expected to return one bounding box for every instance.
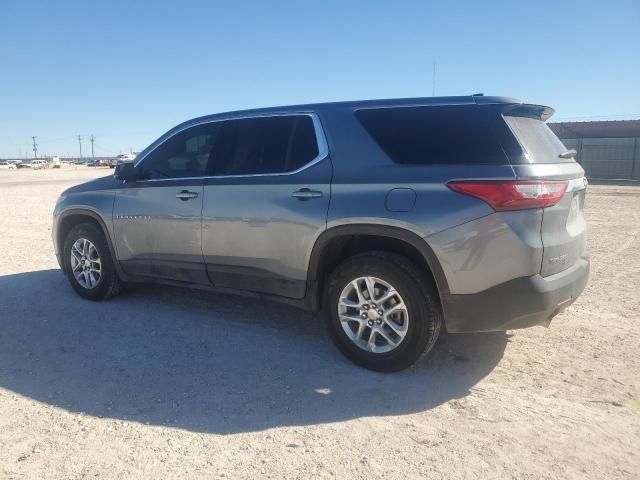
[442,258,589,333]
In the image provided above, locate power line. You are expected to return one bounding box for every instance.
[36,135,77,145]
[93,129,164,138]
[31,136,38,159]
[91,141,121,156]
[77,135,83,159]
[553,113,640,121]
[90,135,95,159]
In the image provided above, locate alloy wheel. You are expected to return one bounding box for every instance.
[337,276,409,353]
[70,238,102,289]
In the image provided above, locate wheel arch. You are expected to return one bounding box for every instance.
[57,209,126,280]
[306,224,449,311]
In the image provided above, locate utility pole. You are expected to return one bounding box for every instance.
[78,135,83,159]
[432,62,437,96]
[90,135,95,159]
[32,136,38,158]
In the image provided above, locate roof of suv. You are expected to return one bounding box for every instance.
[135,95,530,163]
[191,95,523,122]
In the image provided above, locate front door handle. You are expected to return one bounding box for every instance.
[176,190,199,201]
[291,188,323,201]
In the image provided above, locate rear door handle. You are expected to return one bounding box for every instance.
[291,188,323,201]
[176,190,199,201]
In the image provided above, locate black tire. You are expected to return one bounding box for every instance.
[324,252,442,372]
[62,222,122,301]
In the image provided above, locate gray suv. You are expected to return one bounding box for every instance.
[53,95,589,371]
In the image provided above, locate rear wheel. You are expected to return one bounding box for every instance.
[63,222,122,301]
[324,252,442,372]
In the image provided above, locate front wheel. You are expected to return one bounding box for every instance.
[324,252,442,372]
[63,222,122,301]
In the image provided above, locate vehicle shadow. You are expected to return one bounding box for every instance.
[0,269,508,434]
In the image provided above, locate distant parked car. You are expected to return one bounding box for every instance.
[31,160,48,170]
[109,153,136,169]
[89,159,109,167]
[0,161,17,169]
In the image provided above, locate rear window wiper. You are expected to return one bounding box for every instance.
[559,149,577,159]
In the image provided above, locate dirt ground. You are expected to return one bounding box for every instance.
[0,167,638,480]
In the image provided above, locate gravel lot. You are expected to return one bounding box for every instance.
[0,168,638,479]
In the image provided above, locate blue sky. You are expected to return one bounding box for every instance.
[1,0,639,158]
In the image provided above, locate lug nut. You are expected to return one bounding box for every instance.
[362,304,369,310]
[361,313,367,319]
[367,320,374,326]
[376,319,382,325]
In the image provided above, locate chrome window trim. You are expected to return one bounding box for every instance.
[132,112,328,182]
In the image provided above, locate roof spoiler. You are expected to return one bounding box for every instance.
[471,94,525,107]
[470,95,554,121]
[502,103,555,121]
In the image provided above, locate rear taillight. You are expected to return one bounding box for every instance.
[447,180,568,211]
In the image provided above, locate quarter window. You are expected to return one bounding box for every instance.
[355,106,506,165]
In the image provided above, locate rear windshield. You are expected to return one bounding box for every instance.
[503,115,573,164]
[355,106,507,165]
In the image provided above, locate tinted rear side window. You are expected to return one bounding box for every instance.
[355,106,506,165]
[503,115,572,164]
[210,115,319,176]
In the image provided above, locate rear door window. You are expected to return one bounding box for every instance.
[503,115,572,164]
[210,115,319,176]
[355,106,507,165]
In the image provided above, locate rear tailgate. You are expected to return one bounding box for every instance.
[537,174,587,276]
[503,108,588,276]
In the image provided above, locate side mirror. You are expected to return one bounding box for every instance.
[114,162,137,182]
